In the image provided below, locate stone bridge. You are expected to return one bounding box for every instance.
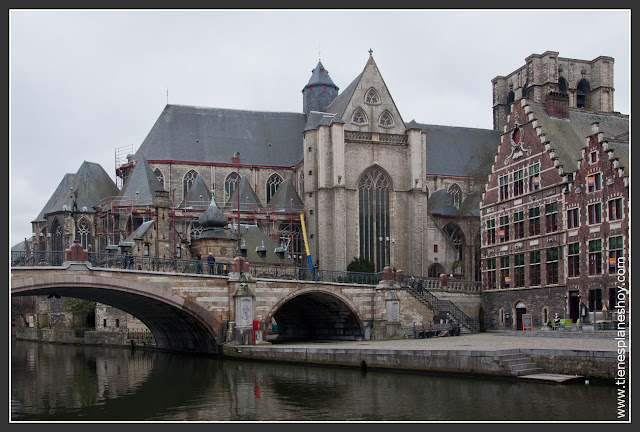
[11,258,447,354]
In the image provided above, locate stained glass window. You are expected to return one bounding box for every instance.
[358,167,390,271]
[183,170,198,198]
[352,108,367,125]
[448,184,462,209]
[225,172,239,203]
[266,173,283,203]
[365,88,379,104]
[154,168,164,188]
[379,111,393,127]
[78,219,92,249]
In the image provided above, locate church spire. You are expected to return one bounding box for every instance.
[302,60,339,116]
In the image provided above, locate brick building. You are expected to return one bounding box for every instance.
[481,52,629,331]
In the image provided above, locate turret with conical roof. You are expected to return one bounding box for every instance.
[302,60,339,116]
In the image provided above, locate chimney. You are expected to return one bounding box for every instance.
[545,91,569,119]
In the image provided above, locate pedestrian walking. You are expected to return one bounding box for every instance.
[207,252,216,275]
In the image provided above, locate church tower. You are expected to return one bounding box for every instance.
[492,51,615,131]
[302,61,339,116]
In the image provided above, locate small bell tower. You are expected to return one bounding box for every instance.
[302,60,339,116]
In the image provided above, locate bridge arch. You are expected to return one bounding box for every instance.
[265,287,365,341]
[11,268,221,354]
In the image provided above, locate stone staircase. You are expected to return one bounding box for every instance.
[406,285,479,333]
[495,351,543,376]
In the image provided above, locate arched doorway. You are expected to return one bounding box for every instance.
[428,263,445,278]
[515,301,527,331]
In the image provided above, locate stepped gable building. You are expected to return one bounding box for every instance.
[27,51,502,283]
[481,52,629,331]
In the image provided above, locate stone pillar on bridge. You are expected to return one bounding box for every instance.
[227,256,259,344]
[371,266,403,340]
[65,242,88,262]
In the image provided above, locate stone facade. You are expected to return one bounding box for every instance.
[492,51,616,131]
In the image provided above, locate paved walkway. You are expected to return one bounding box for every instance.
[263,330,622,353]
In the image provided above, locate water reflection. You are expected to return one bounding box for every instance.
[11,339,620,421]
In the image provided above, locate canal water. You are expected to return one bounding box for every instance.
[11,338,620,422]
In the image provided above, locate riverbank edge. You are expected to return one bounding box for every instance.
[12,329,623,381]
[219,343,622,381]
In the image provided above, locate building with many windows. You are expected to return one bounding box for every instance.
[26,51,499,283]
[480,52,629,331]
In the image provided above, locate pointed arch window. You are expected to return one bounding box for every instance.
[358,167,391,272]
[378,111,394,127]
[154,168,164,188]
[352,108,368,125]
[576,79,591,109]
[183,170,198,198]
[448,184,462,209]
[77,218,92,249]
[189,222,203,240]
[225,172,239,203]
[558,77,568,94]
[51,218,64,251]
[365,88,380,104]
[266,173,283,203]
[444,223,465,262]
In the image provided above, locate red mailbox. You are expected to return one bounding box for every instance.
[252,319,259,330]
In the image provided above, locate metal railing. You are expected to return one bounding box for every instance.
[248,264,382,285]
[10,251,65,267]
[401,277,479,332]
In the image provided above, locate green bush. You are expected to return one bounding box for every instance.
[347,257,375,273]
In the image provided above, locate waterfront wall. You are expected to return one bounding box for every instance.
[221,345,621,379]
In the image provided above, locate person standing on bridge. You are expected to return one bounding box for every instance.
[196,252,203,274]
[207,252,216,275]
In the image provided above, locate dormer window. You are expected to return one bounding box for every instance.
[365,88,380,104]
[352,108,368,125]
[378,111,394,127]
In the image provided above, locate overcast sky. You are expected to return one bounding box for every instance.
[9,9,630,246]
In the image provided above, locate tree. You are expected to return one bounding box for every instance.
[63,298,96,328]
[347,257,375,273]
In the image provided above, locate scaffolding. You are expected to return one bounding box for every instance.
[95,193,305,262]
[114,145,135,189]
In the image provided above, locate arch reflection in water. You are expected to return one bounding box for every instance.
[11,340,618,421]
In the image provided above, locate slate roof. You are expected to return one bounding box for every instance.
[304,61,338,89]
[135,105,306,168]
[238,225,293,264]
[226,176,262,211]
[411,123,502,177]
[11,236,34,251]
[33,161,119,223]
[116,156,165,207]
[120,220,155,246]
[528,103,629,174]
[427,189,459,217]
[266,178,304,212]
[181,174,212,209]
[304,111,337,131]
[323,72,363,120]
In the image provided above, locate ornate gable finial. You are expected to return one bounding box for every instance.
[368,48,373,57]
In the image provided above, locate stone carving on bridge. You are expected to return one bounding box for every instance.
[385,290,400,322]
[235,297,253,327]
